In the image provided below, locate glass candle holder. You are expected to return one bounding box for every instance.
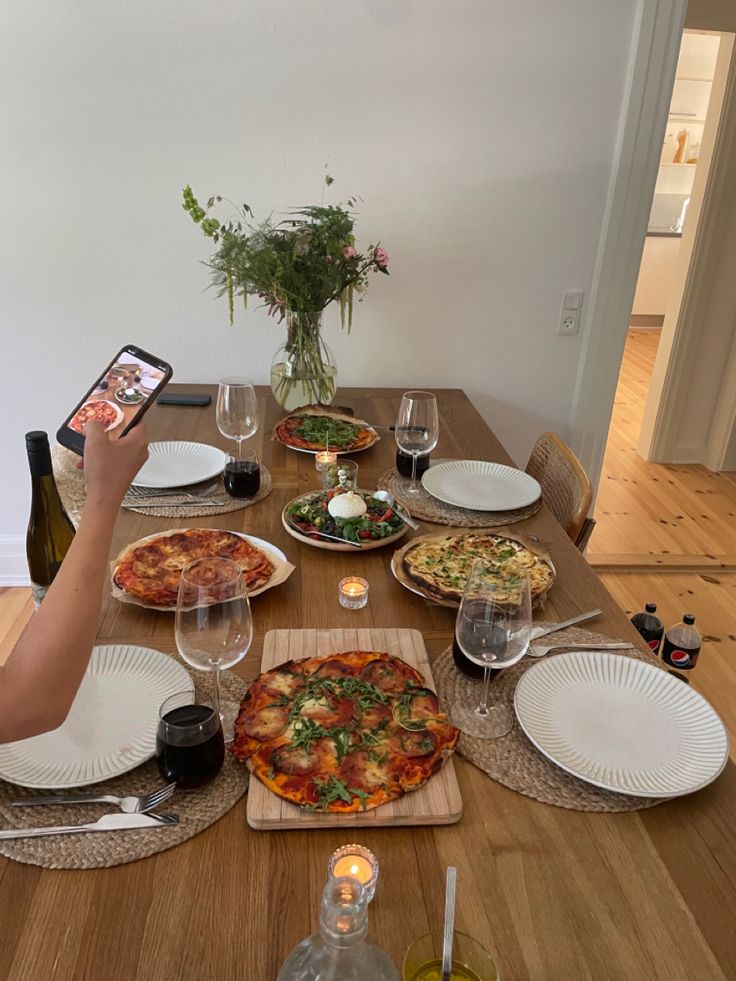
[338,577,369,610]
[323,459,359,491]
[315,450,337,473]
[328,844,379,902]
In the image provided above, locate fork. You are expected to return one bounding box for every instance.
[124,483,220,502]
[527,641,634,659]
[11,782,177,813]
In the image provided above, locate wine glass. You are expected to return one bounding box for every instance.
[395,391,439,494]
[450,560,531,739]
[156,691,225,790]
[216,377,259,458]
[175,558,253,742]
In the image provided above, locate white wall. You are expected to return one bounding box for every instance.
[1,0,639,571]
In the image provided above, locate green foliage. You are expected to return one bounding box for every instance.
[182,182,389,327]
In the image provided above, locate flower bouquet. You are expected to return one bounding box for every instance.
[183,179,389,408]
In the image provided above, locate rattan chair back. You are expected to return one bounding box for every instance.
[525,432,593,544]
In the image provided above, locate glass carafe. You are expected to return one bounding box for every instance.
[277,876,399,981]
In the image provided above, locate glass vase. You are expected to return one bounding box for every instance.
[270,310,337,410]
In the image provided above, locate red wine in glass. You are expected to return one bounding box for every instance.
[396,449,430,478]
[156,703,225,790]
[452,634,500,683]
[224,457,260,498]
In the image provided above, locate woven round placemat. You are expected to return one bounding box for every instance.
[51,445,272,519]
[377,467,543,527]
[123,466,272,517]
[52,445,85,526]
[432,625,667,812]
[0,656,249,869]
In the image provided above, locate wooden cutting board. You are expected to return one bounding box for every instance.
[246,628,463,830]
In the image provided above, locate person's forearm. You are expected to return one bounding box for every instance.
[0,500,119,742]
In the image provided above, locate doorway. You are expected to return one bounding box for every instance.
[590,27,736,562]
[604,29,725,462]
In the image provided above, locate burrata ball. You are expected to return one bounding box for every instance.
[328,491,367,519]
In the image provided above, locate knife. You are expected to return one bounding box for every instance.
[0,812,179,840]
[530,609,602,641]
[122,500,223,509]
[301,530,363,548]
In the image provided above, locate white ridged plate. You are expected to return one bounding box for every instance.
[132,441,227,488]
[421,460,541,511]
[0,646,193,789]
[514,651,728,798]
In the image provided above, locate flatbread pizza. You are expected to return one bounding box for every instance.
[394,532,555,606]
[111,528,293,609]
[273,404,379,454]
[233,651,459,812]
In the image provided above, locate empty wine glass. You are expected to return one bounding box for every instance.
[395,391,439,494]
[175,558,253,742]
[216,377,259,458]
[450,560,531,739]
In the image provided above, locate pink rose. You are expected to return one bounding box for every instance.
[343,245,357,260]
[267,295,287,321]
[373,246,389,268]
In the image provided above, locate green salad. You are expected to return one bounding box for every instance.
[286,489,405,543]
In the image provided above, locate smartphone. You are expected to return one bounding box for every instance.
[57,344,173,455]
[157,393,211,406]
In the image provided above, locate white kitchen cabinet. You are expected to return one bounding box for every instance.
[632,236,681,317]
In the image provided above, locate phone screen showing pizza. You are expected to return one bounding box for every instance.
[68,352,167,438]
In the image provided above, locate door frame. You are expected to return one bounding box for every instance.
[640,31,736,467]
[569,0,687,488]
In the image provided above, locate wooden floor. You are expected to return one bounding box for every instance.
[587,329,736,749]
[589,329,736,571]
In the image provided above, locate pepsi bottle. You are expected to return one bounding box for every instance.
[661,614,701,671]
[631,602,664,655]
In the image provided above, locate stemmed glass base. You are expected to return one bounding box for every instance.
[217,697,241,744]
[406,453,422,495]
[450,701,513,739]
[211,668,240,744]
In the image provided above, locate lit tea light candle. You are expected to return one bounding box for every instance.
[315,450,337,470]
[338,576,369,610]
[328,844,379,902]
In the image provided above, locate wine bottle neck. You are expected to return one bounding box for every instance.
[26,430,53,477]
[31,473,63,507]
[319,878,368,949]
[28,474,75,539]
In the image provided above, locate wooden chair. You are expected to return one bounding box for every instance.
[525,432,593,546]
[574,515,597,553]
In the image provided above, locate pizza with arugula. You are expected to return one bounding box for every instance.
[232,651,459,812]
[273,404,379,453]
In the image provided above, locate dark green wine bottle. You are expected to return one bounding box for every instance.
[25,431,75,607]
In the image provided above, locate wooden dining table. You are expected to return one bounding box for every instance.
[2,385,735,981]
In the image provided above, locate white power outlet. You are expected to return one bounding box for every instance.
[557,290,583,335]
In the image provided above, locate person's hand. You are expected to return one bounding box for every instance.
[78,421,149,512]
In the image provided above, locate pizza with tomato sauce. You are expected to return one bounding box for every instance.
[233,651,459,812]
[112,528,277,607]
[273,404,378,454]
[70,399,124,434]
